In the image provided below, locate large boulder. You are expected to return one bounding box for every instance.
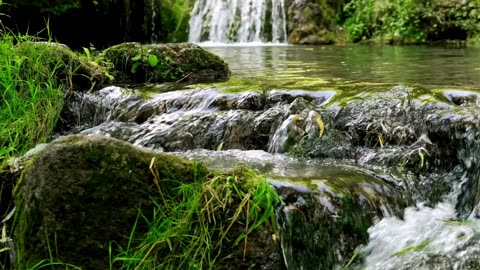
[102,43,231,84]
[14,135,281,269]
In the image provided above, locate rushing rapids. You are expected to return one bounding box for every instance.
[188,0,287,43]
[56,81,480,268]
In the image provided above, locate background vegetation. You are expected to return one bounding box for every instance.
[342,0,480,44]
[2,0,478,47]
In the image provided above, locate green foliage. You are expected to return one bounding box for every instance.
[112,166,279,269]
[159,0,193,42]
[343,0,480,44]
[343,0,424,43]
[82,46,115,81]
[0,33,64,163]
[13,0,81,15]
[130,50,172,80]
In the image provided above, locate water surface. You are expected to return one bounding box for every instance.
[204,45,480,89]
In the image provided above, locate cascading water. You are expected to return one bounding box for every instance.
[54,45,480,269]
[188,0,287,43]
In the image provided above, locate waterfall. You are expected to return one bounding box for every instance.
[188,0,288,43]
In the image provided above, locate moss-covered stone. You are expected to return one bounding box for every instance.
[102,42,231,84]
[15,42,106,91]
[14,135,282,269]
[14,135,209,269]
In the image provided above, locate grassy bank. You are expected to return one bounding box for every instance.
[0,33,64,163]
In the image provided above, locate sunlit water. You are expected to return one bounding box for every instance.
[204,45,480,88]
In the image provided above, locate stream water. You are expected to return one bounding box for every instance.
[60,45,480,269]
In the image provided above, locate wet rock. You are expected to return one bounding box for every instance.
[235,92,264,110]
[289,85,480,210]
[212,94,237,110]
[443,89,480,107]
[253,107,286,150]
[266,90,325,108]
[102,43,231,84]
[286,97,314,115]
[15,135,207,269]
[271,168,407,269]
[284,0,338,45]
[269,114,306,153]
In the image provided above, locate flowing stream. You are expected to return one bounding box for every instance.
[58,45,480,269]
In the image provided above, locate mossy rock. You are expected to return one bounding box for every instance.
[15,42,106,91]
[14,135,209,269]
[102,42,231,84]
[14,135,281,269]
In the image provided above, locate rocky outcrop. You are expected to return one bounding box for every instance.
[14,135,281,269]
[102,43,231,84]
[285,0,338,44]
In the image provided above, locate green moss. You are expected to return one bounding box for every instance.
[101,43,231,85]
[15,42,106,91]
[14,135,281,269]
[14,135,207,268]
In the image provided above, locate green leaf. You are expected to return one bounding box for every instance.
[418,149,424,168]
[314,111,325,138]
[148,55,159,67]
[131,62,142,73]
[131,55,142,62]
[395,240,430,256]
[105,72,115,81]
[82,47,91,59]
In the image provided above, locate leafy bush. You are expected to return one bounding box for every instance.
[343,0,480,44]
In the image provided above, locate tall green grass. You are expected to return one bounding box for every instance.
[112,165,279,269]
[0,32,64,163]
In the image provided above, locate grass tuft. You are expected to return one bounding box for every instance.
[112,165,280,269]
[0,31,64,163]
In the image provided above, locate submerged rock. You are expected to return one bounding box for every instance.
[102,43,231,84]
[14,135,281,269]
